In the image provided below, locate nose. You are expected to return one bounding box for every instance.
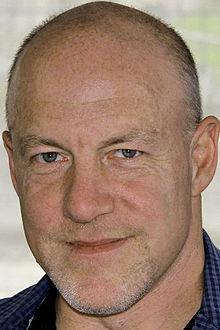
[63,167,114,224]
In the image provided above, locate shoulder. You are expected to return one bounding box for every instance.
[203,230,220,278]
[0,275,53,329]
[196,230,220,329]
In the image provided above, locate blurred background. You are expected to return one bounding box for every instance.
[0,0,219,297]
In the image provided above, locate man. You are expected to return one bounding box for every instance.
[0,1,219,329]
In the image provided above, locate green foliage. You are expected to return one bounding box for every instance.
[172,12,220,84]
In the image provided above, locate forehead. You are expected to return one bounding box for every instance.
[10,24,185,135]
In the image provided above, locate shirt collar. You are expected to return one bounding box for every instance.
[193,230,220,329]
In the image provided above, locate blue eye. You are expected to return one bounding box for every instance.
[42,152,58,163]
[121,149,138,158]
[115,149,141,159]
[35,152,62,163]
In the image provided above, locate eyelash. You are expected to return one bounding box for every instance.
[113,149,142,159]
[34,149,141,164]
[34,152,66,164]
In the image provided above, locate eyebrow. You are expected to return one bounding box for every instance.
[18,128,159,156]
[18,135,68,156]
[97,128,160,150]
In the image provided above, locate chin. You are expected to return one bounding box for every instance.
[47,268,156,316]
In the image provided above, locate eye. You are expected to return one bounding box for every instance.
[114,149,141,159]
[35,152,64,164]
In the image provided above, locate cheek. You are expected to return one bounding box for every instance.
[19,179,64,260]
[116,172,191,254]
[19,172,64,237]
[116,174,169,224]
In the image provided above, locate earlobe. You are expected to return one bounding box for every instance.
[2,130,19,194]
[191,116,219,197]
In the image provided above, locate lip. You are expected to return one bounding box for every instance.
[66,237,130,255]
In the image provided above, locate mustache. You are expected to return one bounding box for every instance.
[42,217,147,242]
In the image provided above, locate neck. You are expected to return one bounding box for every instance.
[56,199,205,329]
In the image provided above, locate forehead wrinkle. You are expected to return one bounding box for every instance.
[15,95,160,130]
[31,96,151,107]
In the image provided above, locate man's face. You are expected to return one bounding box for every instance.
[8,32,193,315]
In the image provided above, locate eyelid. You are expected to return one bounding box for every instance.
[33,151,68,164]
[111,149,143,159]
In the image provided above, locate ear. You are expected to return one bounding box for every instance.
[2,130,19,194]
[191,116,219,197]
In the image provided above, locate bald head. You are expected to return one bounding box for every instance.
[6,1,202,135]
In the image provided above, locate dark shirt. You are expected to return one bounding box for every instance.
[28,287,57,330]
[0,230,220,329]
[28,292,197,329]
[184,314,197,329]
[28,296,197,329]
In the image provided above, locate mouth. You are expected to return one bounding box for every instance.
[66,237,131,255]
